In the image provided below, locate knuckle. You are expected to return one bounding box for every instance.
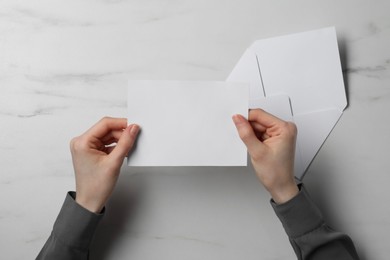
[69,136,87,152]
[100,116,112,123]
[279,121,297,138]
[280,121,289,129]
[69,137,78,150]
[249,109,261,120]
[286,122,298,136]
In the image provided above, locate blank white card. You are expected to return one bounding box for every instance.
[127,80,249,166]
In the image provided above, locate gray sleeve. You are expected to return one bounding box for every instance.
[36,192,104,260]
[271,184,360,260]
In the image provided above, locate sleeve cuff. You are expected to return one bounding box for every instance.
[52,192,104,250]
[271,184,324,238]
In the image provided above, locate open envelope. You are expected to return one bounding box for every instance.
[227,27,347,180]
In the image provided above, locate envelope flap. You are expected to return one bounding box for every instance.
[251,27,347,115]
[294,108,343,179]
[249,95,292,120]
[227,48,265,100]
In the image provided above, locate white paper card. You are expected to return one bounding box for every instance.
[127,80,249,166]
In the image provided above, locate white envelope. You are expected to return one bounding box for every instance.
[227,27,347,180]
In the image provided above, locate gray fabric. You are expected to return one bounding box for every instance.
[36,192,103,260]
[37,185,359,260]
[271,184,359,259]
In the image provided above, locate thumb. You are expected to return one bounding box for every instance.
[232,114,264,155]
[109,124,140,164]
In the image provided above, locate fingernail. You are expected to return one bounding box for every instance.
[130,124,140,135]
[232,114,244,124]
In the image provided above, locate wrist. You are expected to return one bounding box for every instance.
[75,196,104,214]
[269,183,299,204]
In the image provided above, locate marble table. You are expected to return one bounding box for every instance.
[1,1,389,259]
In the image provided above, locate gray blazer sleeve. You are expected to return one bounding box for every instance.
[36,192,104,260]
[272,184,360,260]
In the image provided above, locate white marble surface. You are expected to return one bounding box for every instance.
[1,0,390,259]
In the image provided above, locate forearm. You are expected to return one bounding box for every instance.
[36,192,103,260]
[272,184,359,260]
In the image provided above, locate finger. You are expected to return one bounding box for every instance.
[101,130,124,144]
[105,145,116,154]
[109,124,140,164]
[250,121,267,133]
[85,117,127,139]
[249,121,268,141]
[232,114,265,155]
[102,138,118,147]
[249,109,285,128]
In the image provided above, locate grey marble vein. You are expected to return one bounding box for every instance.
[25,72,125,85]
[130,232,224,247]
[0,106,67,118]
[344,59,390,79]
[0,6,102,28]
